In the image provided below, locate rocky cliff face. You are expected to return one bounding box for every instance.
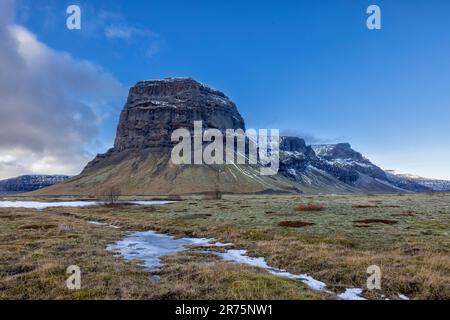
[312,143,388,183]
[279,137,316,177]
[114,78,245,151]
[0,175,70,194]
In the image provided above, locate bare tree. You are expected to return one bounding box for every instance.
[97,186,121,206]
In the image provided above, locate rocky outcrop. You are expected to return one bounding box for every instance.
[312,143,388,183]
[0,175,70,194]
[279,137,317,177]
[114,78,245,151]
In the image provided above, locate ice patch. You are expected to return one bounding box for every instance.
[0,201,98,209]
[107,231,214,271]
[87,221,121,229]
[87,221,107,226]
[216,249,328,292]
[0,200,174,210]
[337,288,366,300]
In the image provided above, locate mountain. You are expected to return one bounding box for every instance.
[32,78,449,196]
[278,139,404,193]
[385,171,450,192]
[280,140,449,193]
[35,78,303,195]
[0,175,70,194]
[278,137,359,193]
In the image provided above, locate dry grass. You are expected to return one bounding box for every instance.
[1,192,450,300]
[0,206,325,300]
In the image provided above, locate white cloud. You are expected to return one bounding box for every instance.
[98,10,161,58]
[0,0,125,179]
[105,25,158,40]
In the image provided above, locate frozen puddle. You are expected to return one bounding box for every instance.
[0,200,174,210]
[107,231,223,271]
[337,288,366,300]
[216,249,328,292]
[107,231,367,299]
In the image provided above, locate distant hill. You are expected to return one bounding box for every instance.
[0,175,70,194]
[385,171,450,192]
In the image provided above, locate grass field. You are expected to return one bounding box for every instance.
[1,193,449,300]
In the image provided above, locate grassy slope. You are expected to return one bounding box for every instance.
[1,193,449,299]
[31,150,360,196]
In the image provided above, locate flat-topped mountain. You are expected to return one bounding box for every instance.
[114,78,245,151]
[36,78,301,195]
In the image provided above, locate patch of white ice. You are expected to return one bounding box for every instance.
[0,200,174,210]
[337,288,366,300]
[0,201,98,209]
[107,231,214,271]
[216,249,328,292]
[87,221,121,229]
[87,221,107,226]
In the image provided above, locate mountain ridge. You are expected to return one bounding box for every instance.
[30,78,450,195]
[0,175,70,194]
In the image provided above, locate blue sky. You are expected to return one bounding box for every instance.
[2,0,450,179]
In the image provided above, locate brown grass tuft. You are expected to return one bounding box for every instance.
[392,211,416,217]
[19,224,57,230]
[278,220,315,228]
[353,219,398,225]
[352,204,379,208]
[295,203,324,212]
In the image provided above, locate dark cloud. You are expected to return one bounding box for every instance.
[0,0,125,179]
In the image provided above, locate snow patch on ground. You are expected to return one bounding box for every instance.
[106,231,215,271]
[87,221,121,229]
[337,288,366,300]
[216,249,328,292]
[0,200,174,210]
